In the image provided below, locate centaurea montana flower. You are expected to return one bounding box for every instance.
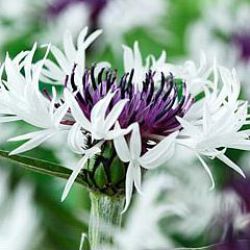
[1,27,250,211]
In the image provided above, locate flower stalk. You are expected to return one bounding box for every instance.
[89,192,125,250]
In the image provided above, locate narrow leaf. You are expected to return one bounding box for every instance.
[0,150,87,186]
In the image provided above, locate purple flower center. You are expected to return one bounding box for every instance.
[66,66,193,142]
[232,32,250,62]
[47,0,108,25]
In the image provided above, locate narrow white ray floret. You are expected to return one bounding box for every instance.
[114,123,178,212]
[42,27,103,85]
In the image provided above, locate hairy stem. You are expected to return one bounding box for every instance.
[88,192,125,250]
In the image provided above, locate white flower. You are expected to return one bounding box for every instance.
[0,170,40,250]
[3,26,250,213]
[114,123,178,211]
[38,0,167,55]
[177,67,250,188]
[40,2,89,45]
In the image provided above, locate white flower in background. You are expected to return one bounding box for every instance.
[0,0,45,53]
[41,2,90,44]
[100,174,185,250]
[44,0,168,52]
[100,0,168,52]
[1,27,250,212]
[0,170,40,250]
[167,163,221,237]
[186,0,250,99]
[0,0,168,58]
[219,190,250,233]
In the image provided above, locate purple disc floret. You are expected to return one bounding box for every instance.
[65,66,193,144]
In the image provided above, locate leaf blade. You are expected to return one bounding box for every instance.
[0,150,87,186]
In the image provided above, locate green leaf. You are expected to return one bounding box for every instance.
[0,150,87,186]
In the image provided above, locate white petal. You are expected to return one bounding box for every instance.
[129,123,142,159]
[43,59,65,82]
[177,116,198,131]
[9,130,56,155]
[83,29,102,49]
[133,41,143,70]
[67,123,87,154]
[63,30,77,62]
[105,127,132,140]
[8,130,48,142]
[113,123,130,163]
[104,99,128,131]
[77,27,88,49]
[61,155,88,202]
[13,50,29,65]
[196,153,215,190]
[51,46,70,74]
[216,152,246,178]
[122,163,134,213]
[133,164,143,195]
[5,56,25,93]
[91,91,115,125]
[64,90,91,131]
[123,45,134,73]
[139,131,178,169]
[24,43,37,84]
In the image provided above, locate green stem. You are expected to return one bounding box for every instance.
[88,192,125,250]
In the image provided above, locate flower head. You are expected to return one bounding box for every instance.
[2,27,250,212]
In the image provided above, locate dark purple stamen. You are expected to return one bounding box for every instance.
[232,32,250,62]
[66,66,193,142]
